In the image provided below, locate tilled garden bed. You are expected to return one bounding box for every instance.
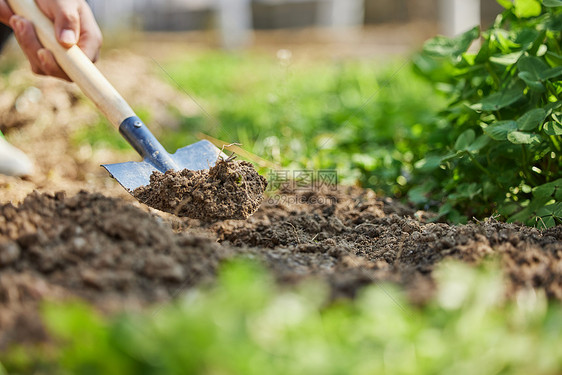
[1,186,560,347]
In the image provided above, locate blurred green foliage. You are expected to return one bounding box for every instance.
[2,260,562,374]
[159,52,444,196]
[70,52,443,198]
[71,107,154,151]
[71,116,130,151]
[413,0,562,226]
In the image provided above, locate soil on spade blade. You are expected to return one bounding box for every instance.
[0,186,561,347]
[132,159,268,222]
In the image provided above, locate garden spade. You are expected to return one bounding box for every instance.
[9,0,226,192]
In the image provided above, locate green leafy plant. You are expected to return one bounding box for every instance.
[2,260,562,374]
[413,0,562,226]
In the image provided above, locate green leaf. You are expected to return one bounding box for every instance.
[507,131,541,144]
[414,155,443,172]
[489,52,524,66]
[543,0,562,6]
[539,66,562,80]
[516,56,557,91]
[475,39,492,63]
[513,0,542,18]
[437,201,453,216]
[454,129,476,150]
[517,108,547,130]
[423,27,480,58]
[484,120,518,140]
[509,196,552,224]
[471,84,525,111]
[543,121,562,135]
[519,71,546,91]
[449,183,482,200]
[408,181,437,205]
[497,0,514,8]
[545,51,562,66]
[528,29,546,55]
[545,101,562,113]
[499,202,523,217]
[533,178,562,199]
[552,202,562,216]
[467,134,491,152]
[517,56,562,81]
[517,56,550,80]
[539,215,556,228]
[494,29,521,51]
[514,28,540,50]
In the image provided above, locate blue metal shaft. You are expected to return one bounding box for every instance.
[118,116,179,172]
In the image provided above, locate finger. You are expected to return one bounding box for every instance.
[37,0,80,47]
[0,1,14,25]
[77,4,101,62]
[37,48,70,81]
[9,15,45,76]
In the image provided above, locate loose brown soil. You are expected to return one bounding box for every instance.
[133,159,268,221]
[1,186,561,347]
[0,191,231,347]
[212,187,562,303]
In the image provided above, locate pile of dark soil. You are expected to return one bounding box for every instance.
[206,186,562,302]
[0,191,231,347]
[133,159,267,222]
[0,186,561,347]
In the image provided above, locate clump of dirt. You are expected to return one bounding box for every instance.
[204,185,562,303]
[133,159,268,222]
[0,191,232,348]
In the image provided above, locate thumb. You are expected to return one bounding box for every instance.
[52,2,80,47]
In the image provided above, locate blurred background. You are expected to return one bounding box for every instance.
[90,0,503,48]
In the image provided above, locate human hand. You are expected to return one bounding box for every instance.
[0,0,102,81]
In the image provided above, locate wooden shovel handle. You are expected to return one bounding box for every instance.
[7,0,136,128]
